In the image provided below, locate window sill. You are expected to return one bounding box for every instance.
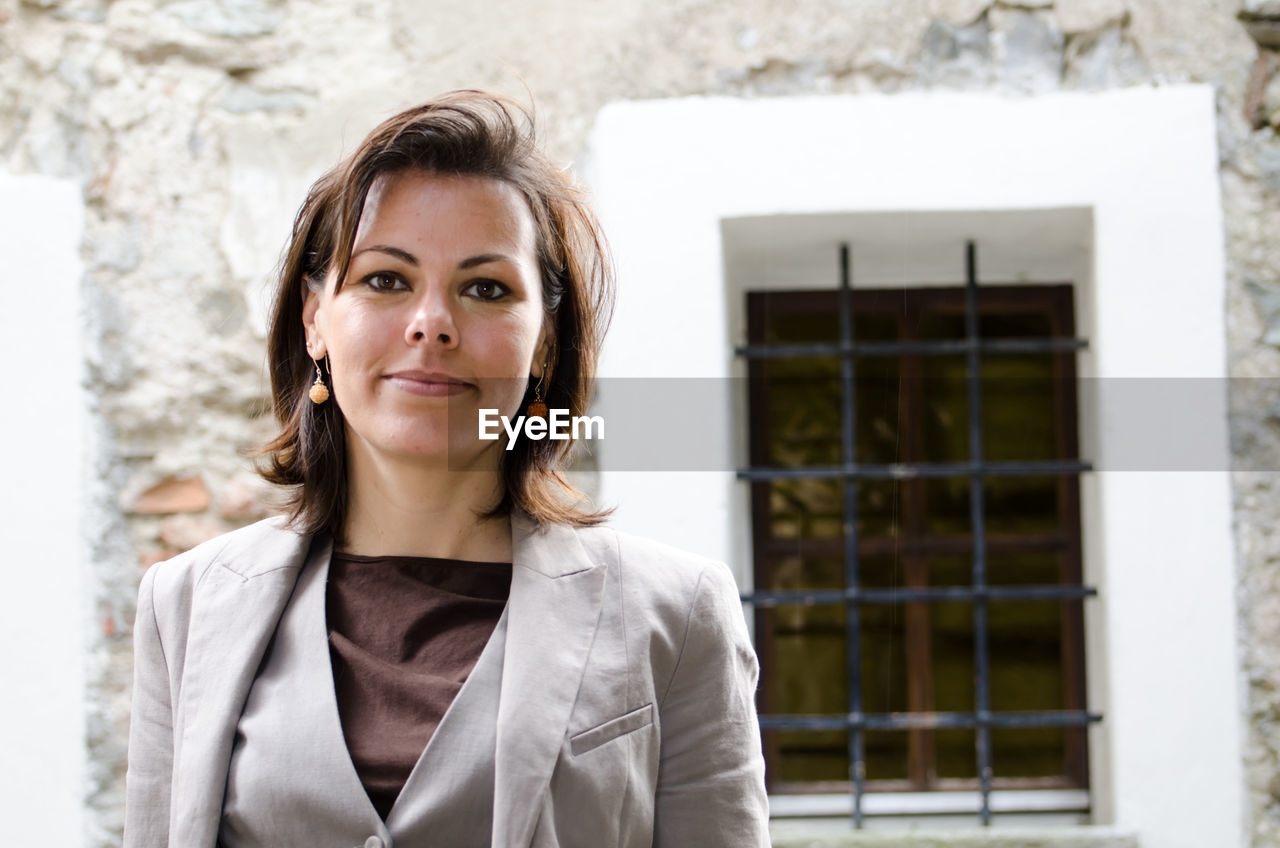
[770,790,1089,818]
[768,824,1139,848]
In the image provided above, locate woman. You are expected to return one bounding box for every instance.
[124,91,769,848]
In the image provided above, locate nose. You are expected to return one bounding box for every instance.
[405,288,458,348]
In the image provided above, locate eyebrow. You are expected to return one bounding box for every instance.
[352,245,418,265]
[350,246,514,271]
[457,253,514,270]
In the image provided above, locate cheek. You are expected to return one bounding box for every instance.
[469,316,542,375]
[326,308,394,366]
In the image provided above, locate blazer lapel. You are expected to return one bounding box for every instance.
[494,512,607,848]
[170,522,314,848]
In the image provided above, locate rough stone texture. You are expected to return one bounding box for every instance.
[1265,69,1280,126]
[130,476,211,514]
[1,0,1279,845]
[1055,0,1128,33]
[1242,16,1280,48]
[990,7,1065,93]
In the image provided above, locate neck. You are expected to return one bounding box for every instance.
[340,440,512,561]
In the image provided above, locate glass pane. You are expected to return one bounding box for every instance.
[854,311,900,343]
[766,601,848,783]
[760,357,840,468]
[986,475,1062,535]
[929,554,970,587]
[768,478,844,539]
[916,309,1069,465]
[981,355,1060,463]
[865,730,909,782]
[857,479,901,537]
[857,356,903,466]
[919,311,966,342]
[980,311,1052,339]
[931,600,974,713]
[921,354,971,465]
[861,558,908,714]
[988,598,1067,713]
[988,552,1061,586]
[991,726,1067,780]
[772,728,850,784]
[935,728,975,780]
[763,555,843,593]
[924,477,972,536]
[762,298,839,344]
[766,479,903,540]
[766,602,847,708]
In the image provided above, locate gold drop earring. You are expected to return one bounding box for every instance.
[526,361,548,418]
[309,355,330,404]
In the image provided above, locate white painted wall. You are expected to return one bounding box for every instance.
[0,175,86,844]
[583,87,1241,847]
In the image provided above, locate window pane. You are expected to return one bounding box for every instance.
[980,311,1053,338]
[930,599,974,714]
[989,599,1065,712]
[924,477,972,536]
[768,478,845,540]
[991,727,1068,780]
[770,728,850,784]
[928,554,971,587]
[762,554,843,593]
[981,352,1061,463]
[987,552,1061,586]
[759,296,839,343]
[767,601,847,714]
[935,728,976,780]
[921,359,971,465]
[764,601,848,784]
[865,730,909,782]
[861,557,908,714]
[759,357,840,467]
[985,475,1062,535]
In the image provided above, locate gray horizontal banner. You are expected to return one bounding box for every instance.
[441,377,1275,472]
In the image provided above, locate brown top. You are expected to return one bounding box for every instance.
[326,551,512,821]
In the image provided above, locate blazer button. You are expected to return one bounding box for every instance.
[364,837,384,848]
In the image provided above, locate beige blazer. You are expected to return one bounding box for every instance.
[124,512,770,847]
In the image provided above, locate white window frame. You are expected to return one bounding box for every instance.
[583,87,1242,848]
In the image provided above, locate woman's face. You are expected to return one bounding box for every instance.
[303,169,552,471]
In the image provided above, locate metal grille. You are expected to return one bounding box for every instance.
[735,242,1101,826]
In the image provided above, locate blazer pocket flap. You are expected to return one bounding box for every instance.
[570,703,654,756]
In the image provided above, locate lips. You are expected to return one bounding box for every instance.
[383,370,475,397]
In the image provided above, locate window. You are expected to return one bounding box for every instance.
[587,89,1241,847]
[739,243,1098,824]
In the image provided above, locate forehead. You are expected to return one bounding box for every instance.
[353,169,538,256]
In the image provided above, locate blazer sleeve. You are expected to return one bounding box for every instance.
[654,561,770,847]
[124,563,173,848]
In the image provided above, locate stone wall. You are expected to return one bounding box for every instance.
[2,0,1277,844]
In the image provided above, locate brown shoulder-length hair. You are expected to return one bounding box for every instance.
[256,90,615,541]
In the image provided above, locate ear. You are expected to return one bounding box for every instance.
[302,282,327,360]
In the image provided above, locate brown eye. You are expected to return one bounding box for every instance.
[464,279,509,301]
[363,272,407,292]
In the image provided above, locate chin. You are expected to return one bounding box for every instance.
[391,438,497,470]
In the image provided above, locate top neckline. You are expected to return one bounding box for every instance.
[331,551,513,569]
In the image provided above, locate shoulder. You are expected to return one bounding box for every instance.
[141,515,311,621]
[569,522,742,616]
[570,525,759,718]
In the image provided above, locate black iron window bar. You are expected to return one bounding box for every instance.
[734,241,1102,827]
